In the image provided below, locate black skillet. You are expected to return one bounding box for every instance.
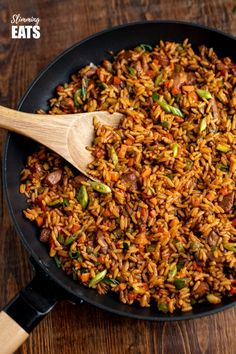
[1,21,236,352]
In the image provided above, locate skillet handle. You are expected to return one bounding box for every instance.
[0,311,29,354]
[0,271,59,354]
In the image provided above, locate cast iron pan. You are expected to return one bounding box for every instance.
[1,20,236,353]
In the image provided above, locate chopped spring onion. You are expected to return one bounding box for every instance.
[174,278,187,290]
[74,89,82,107]
[199,117,207,132]
[54,256,61,268]
[172,143,179,157]
[58,234,65,245]
[102,278,120,285]
[128,66,136,76]
[81,85,87,100]
[168,264,177,280]
[158,303,168,313]
[139,43,153,51]
[176,242,184,252]
[123,242,129,253]
[155,73,163,87]
[46,198,63,207]
[160,121,170,129]
[176,259,185,271]
[68,250,80,259]
[63,198,70,207]
[97,82,107,90]
[224,243,236,252]
[65,233,80,246]
[90,181,111,194]
[110,146,119,166]
[185,159,193,170]
[76,185,88,209]
[216,143,230,153]
[152,92,184,117]
[216,163,229,172]
[89,269,107,287]
[196,89,212,100]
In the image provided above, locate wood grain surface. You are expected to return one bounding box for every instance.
[0,1,236,353]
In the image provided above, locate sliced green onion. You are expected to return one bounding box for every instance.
[110,146,119,166]
[90,181,111,194]
[176,259,185,271]
[185,159,193,170]
[58,234,65,245]
[46,199,63,207]
[199,117,207,132]
[139,43,153,52]
[102,278,120,285]
[155,73,163,87]
[54,256,61,268]
[81,85,87,100]
[74,89,82,107]
[174,278,187,290]
[65,233,79,246]
[216,163,229,172]
[172,143,179,157]
[89,269,107,287]
[196,89,212,100]
[152,93,184,117]
[216,143,230,153]
[168,264,177,280]
[68,250,80,259]
[158,303,168,313]
[63,198,69,207]
[223,243,236,252]
[146,243,156,252]
[123,242,129,253]
[76,185,88,209]
[128,66,136,76]
[160,121,170,129]
[97,82,107,90]
[176,242,184,252]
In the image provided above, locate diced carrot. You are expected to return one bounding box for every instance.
[192,197,201,207]
[141,166,152,178]
[153,59,159,65]
[118,144,128,159]
[78,234,86,244]
[124,138,134,146]
[71,223,81,234]
[103,208,112,217]
[35,216,44,227]
[171,86,181,95]
[98,255,105,264]
[188,91,198,102]
[232,219,236,227]
[206,192,215,202]
[135,232,149,246]
[81,273,90,282]
[174,117,184,123]
[169,218,179,228]
[128,291,138,301]
[150,197,158,206]
[220,186,228,196]
[110,171,120,182]
[164,80,172,88]
[150,209,157,217]
[230,286,236,295]
[146,70,155,78]
[127,157,134,167]
[182,85,194,92]
[119,283,126,291]
[113,76,121,85]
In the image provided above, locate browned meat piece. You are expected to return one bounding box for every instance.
[84,67,97,77]
[39,228,50,243]
[71,175,88,188]
[60,97,74,111]
[172,72,196,89]
[208,230,220,247]
[155,53,169,66]
[96,230,108,254]
[44,169,63,186]
[193,282,209,298]
[219,192,235,213]
[135,60,142,77]
[120,171,138,192]
[210,96,220,121]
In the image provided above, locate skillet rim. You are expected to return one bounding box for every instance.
[3,20,236,321]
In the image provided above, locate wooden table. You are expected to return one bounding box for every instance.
[0,1,236,353]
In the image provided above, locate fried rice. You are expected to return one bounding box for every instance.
[20,39,236,313]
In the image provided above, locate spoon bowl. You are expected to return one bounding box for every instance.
[0,106,123,177]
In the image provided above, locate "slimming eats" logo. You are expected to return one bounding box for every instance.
[11,14,40,39]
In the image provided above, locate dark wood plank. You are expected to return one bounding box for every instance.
[0,1,235,353]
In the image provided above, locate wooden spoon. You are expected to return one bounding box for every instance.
[0,105,123,178]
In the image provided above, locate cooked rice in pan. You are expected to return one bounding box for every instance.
[20,39,236,313]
